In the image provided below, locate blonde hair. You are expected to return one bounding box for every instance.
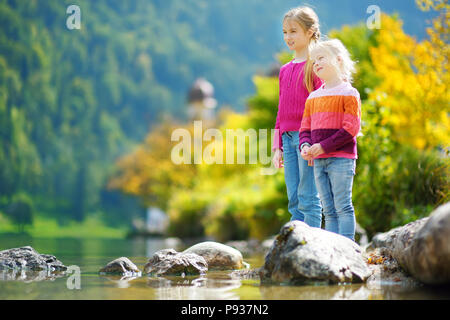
[283,6,321,93]
[310,39,356,83]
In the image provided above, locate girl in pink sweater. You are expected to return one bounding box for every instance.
[271,6,323,227]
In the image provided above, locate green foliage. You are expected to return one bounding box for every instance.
[354,143,449,236]
[3,193,34,232]
[329,23,380,100]
[0,0,305,229]
[166,190,208,238]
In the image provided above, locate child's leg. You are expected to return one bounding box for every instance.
[297,151,322,228]
[313,158,338,233]
[327,158,356,241]
[282,132,304,222]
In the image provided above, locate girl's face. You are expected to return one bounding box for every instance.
[311,50,340,81]
[283,19,312,53]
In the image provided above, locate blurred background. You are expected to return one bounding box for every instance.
[0,0,448,242]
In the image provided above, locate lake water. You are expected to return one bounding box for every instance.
[0,235,449,300]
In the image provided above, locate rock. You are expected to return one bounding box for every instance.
[261,237,275,252]
[364,247,421,288]
[0,246,66,272]
[144,248,208,276]
[366,202,450,286]
[398,203,450,285]
[259,221,372,284]
[370,218,429,250]
[183,241,244,270]
[99,257,141,275]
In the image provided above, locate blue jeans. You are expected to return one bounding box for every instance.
[282,131,322,227]
[313,157,356,240]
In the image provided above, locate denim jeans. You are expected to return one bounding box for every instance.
[282,131,322,227]
[313,157,356,240]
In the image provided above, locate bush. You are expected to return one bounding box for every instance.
[4,193,34,232]
[166,190,210,238]
[354,145,449,237]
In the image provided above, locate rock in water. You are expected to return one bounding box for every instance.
[0,246,66,272]
[259,221,371,284]
[183,241,244,270]
[99,257,141,275]
[144,249,208,276]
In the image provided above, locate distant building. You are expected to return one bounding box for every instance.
[187,77,217,122]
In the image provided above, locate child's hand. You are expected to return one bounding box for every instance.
[301,145,312,161]
[309,143,325,158]
[272,148,283,168]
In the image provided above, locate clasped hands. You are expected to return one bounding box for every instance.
[301,143,325,166]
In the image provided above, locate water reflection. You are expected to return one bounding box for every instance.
[149,273,242,300]
[100,275,140,289]
[259,283,374,300]
[98,271,242,299]
[0,269,66,283]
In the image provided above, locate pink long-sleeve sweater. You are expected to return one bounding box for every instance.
[272,59,322,151]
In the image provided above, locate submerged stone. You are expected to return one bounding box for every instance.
[0,246,67,282]
[0,246,66,272]
[99,257,141,276]
[144,248,208,276]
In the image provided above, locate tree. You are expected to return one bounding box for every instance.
[368,13,449,150]
[5,194,34,233]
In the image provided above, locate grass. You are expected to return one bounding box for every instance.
[0,212,128,239]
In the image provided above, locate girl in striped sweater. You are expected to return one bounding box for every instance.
[300,39,361,241]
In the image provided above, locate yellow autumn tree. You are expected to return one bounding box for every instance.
[369,10,449,150]
[369,9,450,150]
[107,118,197,210]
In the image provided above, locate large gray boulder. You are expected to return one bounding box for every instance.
[369,218,429,250]
[369,202,450,285]
[259,221,371,284]
[144,249,208,276]
[183,241,244,270]
[0,246,66,272]
[405,203,450,285]
[99,257,141,275]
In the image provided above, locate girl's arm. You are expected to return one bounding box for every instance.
[273,113,282,152]
[272,68,285,152]
[299,99,313,150]
[319,92,361,153]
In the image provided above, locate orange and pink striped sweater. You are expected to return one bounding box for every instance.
[299,81,361,159]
